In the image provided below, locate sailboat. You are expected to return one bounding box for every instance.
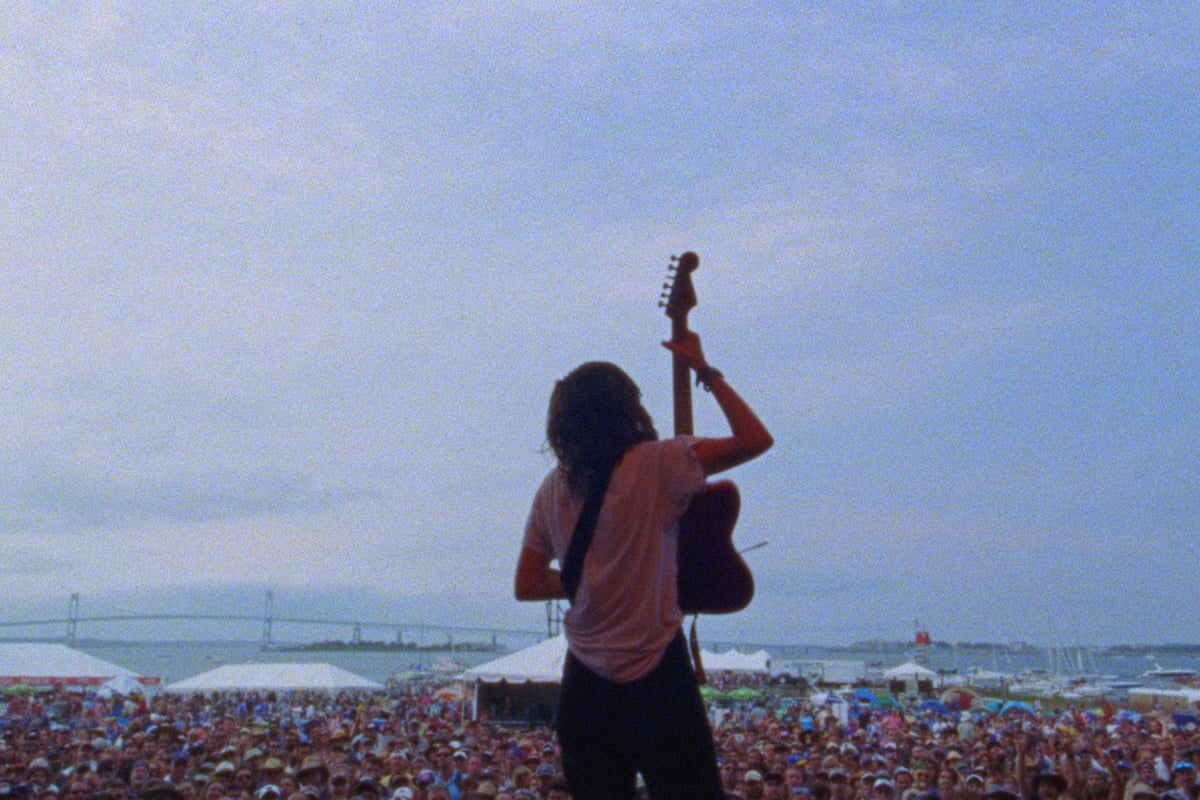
[1142,663,1197,681]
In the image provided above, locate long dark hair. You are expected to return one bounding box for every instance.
[546,362,658,496]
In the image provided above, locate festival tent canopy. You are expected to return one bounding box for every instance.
[0,643,142,688]
[919,699,952,716]
[460,636,568,725]
[809,691,847,705]
[461,637,771,683]
[941,688,982,710]
[462,635,567,684]
[1000,700,1037,715]
[100,674,152,697]
[161,663,382,693]
[699,648,771,674]
[727,686,765,701]
[883,661,937,680]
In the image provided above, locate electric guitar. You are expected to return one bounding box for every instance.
[660,252,755,615]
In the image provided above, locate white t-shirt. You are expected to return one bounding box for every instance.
[522,436,706,683]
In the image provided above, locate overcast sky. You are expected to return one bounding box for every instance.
[2,3,1197,649]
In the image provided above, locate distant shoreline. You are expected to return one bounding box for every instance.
[270,639,507,654]
[6,637,1200,653]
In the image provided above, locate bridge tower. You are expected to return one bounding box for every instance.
[545,600,563,638]
[67,593,80,644]
[352,623,363,644]
[262,590,274,649]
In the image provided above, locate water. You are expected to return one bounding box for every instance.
[753,642,1198,682]
[71,638,1196,686]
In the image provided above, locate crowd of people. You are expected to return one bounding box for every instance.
[1,681,1197,800]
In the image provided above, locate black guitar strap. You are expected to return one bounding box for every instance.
[559,465,614,605]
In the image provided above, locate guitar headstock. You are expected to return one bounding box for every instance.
[658,251,699,326]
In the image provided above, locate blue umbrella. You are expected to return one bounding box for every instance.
[920,699,951,716]
[1172,712,1197,730]
[1001,700,1036,715]
[854,688,877,703]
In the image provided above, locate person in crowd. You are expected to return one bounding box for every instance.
[721,761,742,794]
[328,773,351,800]
[875,778,899,800]
[428,745,464,800]
[1170,763,1196,798]
[543,777,570,800]
[763,771,787,800]
[202,779,228,800]
[296,759,330,800]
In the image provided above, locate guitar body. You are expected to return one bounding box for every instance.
[660,251,756,616]
[677,480,754,615]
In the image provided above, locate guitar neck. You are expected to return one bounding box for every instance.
[671,316,693,437]
[661,250,700,439]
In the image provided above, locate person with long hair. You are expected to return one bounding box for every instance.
[515,330,773,799]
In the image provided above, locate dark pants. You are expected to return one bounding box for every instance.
[557,631,724,800]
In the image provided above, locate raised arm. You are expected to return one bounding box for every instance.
[662,331,773,476]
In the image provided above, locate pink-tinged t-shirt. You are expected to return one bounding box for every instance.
[523,437,705,683]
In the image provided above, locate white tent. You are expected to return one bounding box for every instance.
[161,663,382,693]
[0,643,143,688]
[883,661,937,680]
[461,636,568,724]
[461,636,772,682]
[808,690,847,705]
[100,674,152,696]
[462,635,567,684]
[699,647,771,674]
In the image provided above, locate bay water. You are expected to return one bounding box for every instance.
[70,638,1192,686]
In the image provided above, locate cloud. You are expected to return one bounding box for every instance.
[0,4,1195,648]
[1,548,71,577]
[0,446,352,534]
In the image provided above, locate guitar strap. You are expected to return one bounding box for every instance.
[559,464,615,605]
[690,616,707,685]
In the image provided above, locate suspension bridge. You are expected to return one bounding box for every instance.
[0,592,557,651]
